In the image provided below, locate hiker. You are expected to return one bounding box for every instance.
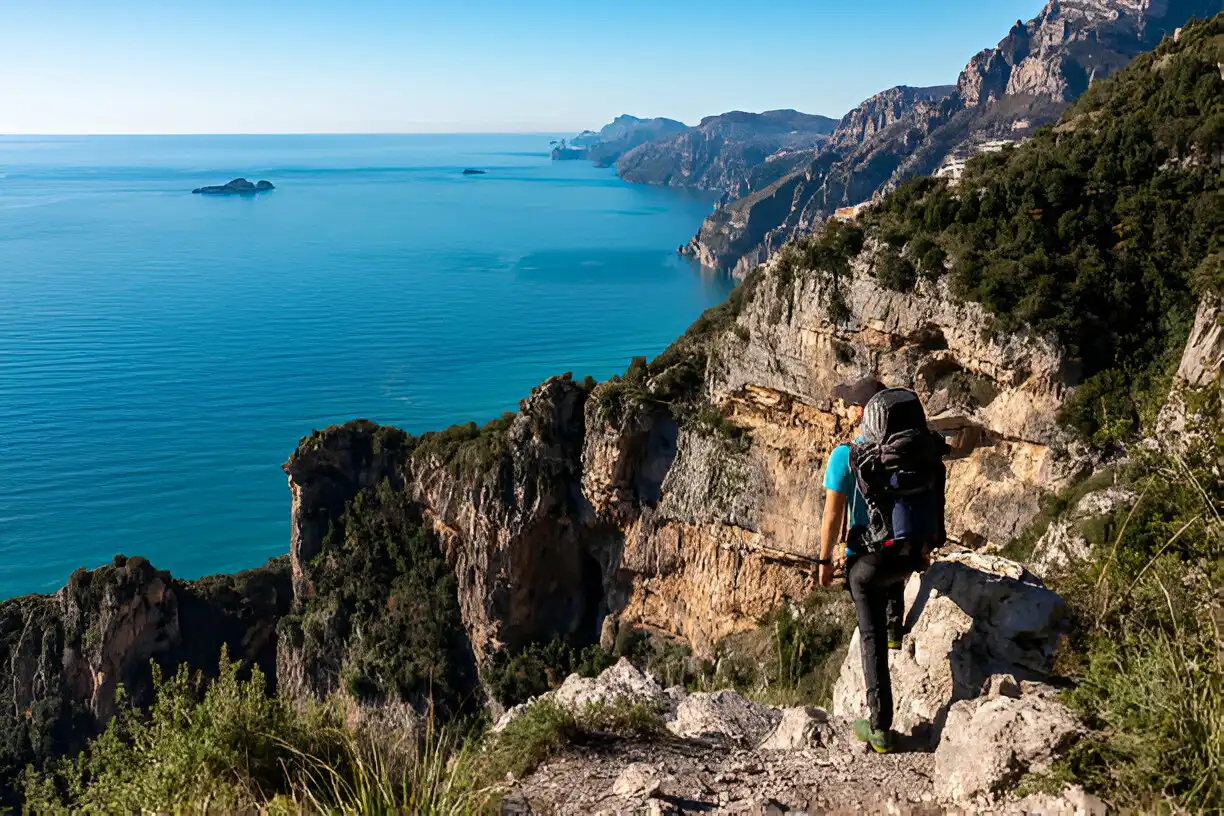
[818,377,977,753]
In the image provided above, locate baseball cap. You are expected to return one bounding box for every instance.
[831,376,887,407]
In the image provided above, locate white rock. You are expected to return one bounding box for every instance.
[756,706,834,750]
[1030,487,1134,576]
[666,689,780,743]
[553,657,666,712]
[833,553,1066,740]
[1002,785,1108,816]
[611,762,661,797]
[493,657,666,732]
[934,692,1082,803]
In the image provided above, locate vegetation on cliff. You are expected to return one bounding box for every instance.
[281,480,476,717]
[1032,409,1223,810]
[773,14,1223,439]
[24,651,495,813]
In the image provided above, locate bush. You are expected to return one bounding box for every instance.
[24,652,490,814]
[483,639,617,708]
[706,588,855,707]
[480,696,666,785]
[411,411,517,478]
[25,652,319,811]
[874,249,919,293]
[1045,430,1224,811]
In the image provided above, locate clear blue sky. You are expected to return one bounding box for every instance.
[0,1,1047,134]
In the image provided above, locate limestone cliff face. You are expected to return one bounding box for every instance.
[831,86,956,147]
[407,378,595,659]
[1156,296,1224,444]
[0,557,291,799]
[685,0,1214,276]
[283,251,1087,663]
[958,0,1201,105]
[615,110,838,196]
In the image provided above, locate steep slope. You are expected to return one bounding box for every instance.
[685,0,1219,275]
[615,109,839,195]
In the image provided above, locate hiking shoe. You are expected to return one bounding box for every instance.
[852,719,895,753]
[887,639,903,650]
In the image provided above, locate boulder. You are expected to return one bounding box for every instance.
[666,689,780,743]
[934,685,1083,803]
[493,657,666,732]
[833,553,1067,740]
[1001,785,1107,816]
[552,657,666,713]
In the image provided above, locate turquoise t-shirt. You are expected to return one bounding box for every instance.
[823,443,869,535]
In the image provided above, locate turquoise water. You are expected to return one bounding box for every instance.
[0,135,729,599]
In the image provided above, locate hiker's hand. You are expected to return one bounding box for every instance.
[819,561,835,587]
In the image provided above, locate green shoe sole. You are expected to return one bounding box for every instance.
[852,719,895,753]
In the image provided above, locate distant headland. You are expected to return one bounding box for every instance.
[191,178,275,195]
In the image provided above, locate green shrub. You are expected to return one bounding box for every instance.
[874,249,918,293]
[482,639,616,708]
[23,651,490,814]
[705,588,854,708]
[411,411,517,478]
[1046,429,1224,811]
[24,651,321,812]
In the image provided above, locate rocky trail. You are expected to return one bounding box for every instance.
[507,715,942,815]
[496,553,1106,816]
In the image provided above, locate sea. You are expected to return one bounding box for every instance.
[0,134,730,599]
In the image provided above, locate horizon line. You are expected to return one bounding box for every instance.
[0,130,589,138]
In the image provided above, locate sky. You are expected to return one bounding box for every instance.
[0,1,1048,135]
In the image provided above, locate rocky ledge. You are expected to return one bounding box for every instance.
[191,177,275,195]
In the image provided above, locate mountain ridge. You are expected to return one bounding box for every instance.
[683,0,1220,275]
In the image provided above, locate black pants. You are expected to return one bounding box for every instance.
[847,548,914,732]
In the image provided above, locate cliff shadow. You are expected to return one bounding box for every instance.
[573,413,681,644]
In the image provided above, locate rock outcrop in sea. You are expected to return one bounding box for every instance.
[191,177,275,195]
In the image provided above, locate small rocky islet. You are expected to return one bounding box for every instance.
[191,177,275,195]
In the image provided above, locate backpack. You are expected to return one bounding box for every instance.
[849,388,949,555]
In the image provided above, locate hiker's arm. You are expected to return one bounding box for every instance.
[819,490,847,586]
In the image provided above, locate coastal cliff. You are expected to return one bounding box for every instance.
[551,114,688,166]
[684,0,1218,276]
[4,13,1222,810]
[615,109,838,196]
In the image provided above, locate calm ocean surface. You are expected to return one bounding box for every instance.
[0,134,730,598]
